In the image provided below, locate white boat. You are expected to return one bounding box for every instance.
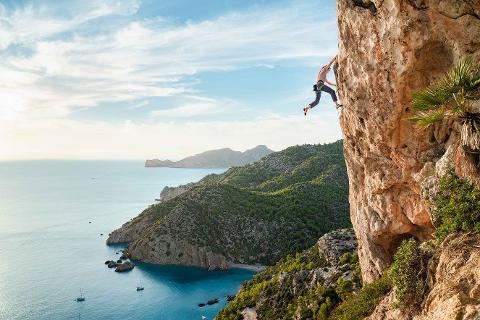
[76,289,85,302]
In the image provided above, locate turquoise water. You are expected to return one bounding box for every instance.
[0,161,254,320]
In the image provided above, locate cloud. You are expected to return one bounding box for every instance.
[150,95,243,118]
[0,0,141,49]
[151,103,222,118]
[0,0,340,159]
[127,100,150,110]
[0,0,337,121]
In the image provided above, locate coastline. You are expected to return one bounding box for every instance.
[229,263,266,272]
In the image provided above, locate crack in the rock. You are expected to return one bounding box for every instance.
[465,0,480,16]
[437,10,480,20]
[352,0,377,14]
[436,0,480,20]
[407,0,428,10]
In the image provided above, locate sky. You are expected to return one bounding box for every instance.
[0,0,341,160]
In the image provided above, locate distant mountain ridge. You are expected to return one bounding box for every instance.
[145,145,273,168]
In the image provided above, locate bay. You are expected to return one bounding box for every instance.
[0,161,254,320]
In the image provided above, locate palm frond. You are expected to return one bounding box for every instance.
[472,70,480,88]
[409,109,445,127]
[412,58,480,113]
[447,58,474,87]
[410,58,480,150]
[412,87,450,111]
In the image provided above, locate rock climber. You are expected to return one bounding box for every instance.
[303,55,343,115]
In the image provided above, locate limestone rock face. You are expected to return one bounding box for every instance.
[317,228,357,265]
[366,233,480,320]
[337,0,480,282]
[241,308,258,320]
[414,234,480,320]
[128,236,229,271]
[365,291,408,320]
[107,204,229,270]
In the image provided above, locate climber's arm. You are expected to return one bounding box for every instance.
[326,79,336,86]
[327,55,337,68]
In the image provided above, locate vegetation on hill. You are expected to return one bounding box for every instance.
[329,273,391,320]
[333,170,480,319]
[110,140,350,267]
[216,229,363,320]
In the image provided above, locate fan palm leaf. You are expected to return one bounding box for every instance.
[411,58,480,126]
[409,109,446,127]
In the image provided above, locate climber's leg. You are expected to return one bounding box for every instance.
[304,90,321,115]
[321,85,343,109]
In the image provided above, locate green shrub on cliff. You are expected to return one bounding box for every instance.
[217,230,361,320]
[329,274,391,320]
[389,238,431,309]
[433,173,480,240]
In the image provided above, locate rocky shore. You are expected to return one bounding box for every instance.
[104,251,135,272]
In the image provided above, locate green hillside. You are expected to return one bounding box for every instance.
[108,140,350,267]
[216,229,364,320]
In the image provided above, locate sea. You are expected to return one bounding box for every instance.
[0,161,255,320]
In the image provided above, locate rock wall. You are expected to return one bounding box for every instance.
[336,0,480,282]
[366,233,480,320]
[128,236,229,271]
[107,201,230,270]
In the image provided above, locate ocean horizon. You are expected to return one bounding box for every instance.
[0,161,254,320]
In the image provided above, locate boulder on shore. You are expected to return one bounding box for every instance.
[115,261,135,272]
[107,261,118,268]
[207,298,219,305]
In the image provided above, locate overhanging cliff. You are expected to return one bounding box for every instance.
[336,0,480,282]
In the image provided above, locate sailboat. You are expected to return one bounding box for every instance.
[76,289,85,302]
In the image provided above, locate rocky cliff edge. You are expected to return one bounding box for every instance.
[337,0,480,282]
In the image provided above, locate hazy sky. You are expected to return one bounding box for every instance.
[0,0,341,160]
